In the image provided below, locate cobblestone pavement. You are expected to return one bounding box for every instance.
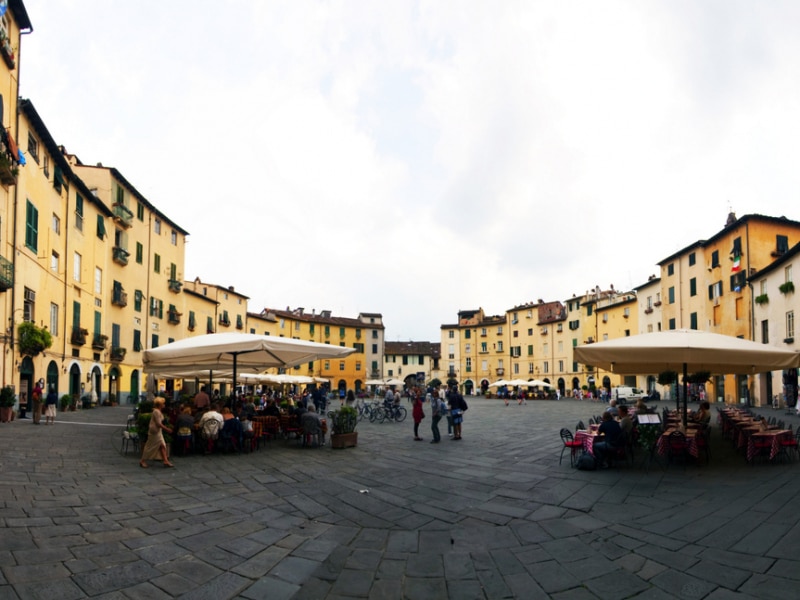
[1,397,799,599]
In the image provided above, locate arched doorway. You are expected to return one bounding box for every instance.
[69,363,82,405]
[463,379,474,395]
[571,377,580,396]
[108,366,121,404]
[558,378,565,397]
[90,366,102,405]
[337,379,347,401]
[602,375,611,394]
[354,379,363,394]
[46,360,59,396]
[130,370,140,405]
[19,356,34,417]
[480,379,489,395]
[646,375,656,393]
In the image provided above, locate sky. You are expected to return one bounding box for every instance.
[17,1,800,342]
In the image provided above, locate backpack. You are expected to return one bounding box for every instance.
[202,418,220,440]
[576,452,597,471]
[461,396,468,411]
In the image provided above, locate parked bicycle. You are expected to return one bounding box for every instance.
[376,403,407,423]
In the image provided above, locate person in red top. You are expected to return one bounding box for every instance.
[412,394,425,441]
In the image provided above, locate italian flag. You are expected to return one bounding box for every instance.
[732,254,741,273]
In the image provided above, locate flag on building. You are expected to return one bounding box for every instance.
[731,254,741,273]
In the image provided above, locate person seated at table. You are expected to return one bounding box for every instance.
[173,406,195,454]
[221,406,235,421]
[301,404,324,446]
[198,403,224,452]
[691,401,711,425]
[635,398,651,414]
[618,405,633,437]
[605,399,619,417]
[594,411,624,468]
[263,398,281,417]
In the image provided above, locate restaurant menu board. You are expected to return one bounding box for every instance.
[637,414,661,424]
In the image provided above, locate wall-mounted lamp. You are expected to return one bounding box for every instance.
[86,373,92,382]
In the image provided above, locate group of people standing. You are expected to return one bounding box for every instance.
[411,385,468,443]
[18,380,59,425]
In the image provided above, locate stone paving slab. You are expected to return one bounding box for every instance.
[2,398,800,597]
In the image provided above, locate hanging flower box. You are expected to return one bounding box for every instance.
[779,281,795,295]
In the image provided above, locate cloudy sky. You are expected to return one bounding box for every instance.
[18,1,800,341]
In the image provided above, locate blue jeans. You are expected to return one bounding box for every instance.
[431,415,442,441]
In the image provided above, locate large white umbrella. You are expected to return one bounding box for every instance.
[488,380,510,388]
[384,378,404,386]
[574,329,800,426]
[525,379,552,388]
[143,333,356,390]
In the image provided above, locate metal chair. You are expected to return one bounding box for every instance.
[559,428,584,467]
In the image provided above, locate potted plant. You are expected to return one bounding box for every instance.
[780,281,795,295]
[755,293,769,305]
[330,405,358,449]
[59,394,71,412]
[0,386,15,422]
[17,321,52,356]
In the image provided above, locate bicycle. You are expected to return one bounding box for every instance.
[377,403,407,423]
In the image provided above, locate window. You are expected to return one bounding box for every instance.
[668,287,675,304]
[372,330,378,339]
[135,242,143,264]
[94,267,102,294]
[72,300,81,329]
[497,326,503,335]
[153,254,161,274]
[481,328,487,336]
[689,277,696,297]
[512,330,518,338]
[788,311,795,340]
[464,329,471,339]
[602,313,608,323]
[111,323,121,348]
[688,252,696,266]
[25,200,38,252]
[527,344,533,356]
[708,281,723,299]
[667,263,674,276]
[134,290,143,312]
[339,327,345,338]
[465,357,472,373]
[669,318,676,330]
[355,361,361,371]
[623,307,630,317]
[23,287,35,322]
[339,361,345,371]
[50,303,58,336]
[464,343,471,354]
[762,319,769,344]
[154,218,161,234]
[786,265,793,284]
[75,194,84,231]
[50,251,59,273]
[149,297,163,318]
[481,342,488,353]
[73,252,81,282]
[151,334,159,349]
[96,214,106,239]
[690,312,698,330]
[371,344,378,353]
[711,249,719,268]
[52,213,60,234]
[27,132,39,162]
[760,279,767,295]
[777,234,789,255]
[133,329,142,351]
[171,230,177,245]
[497,341,503,352]
[137,202,144,221]
[207,316,214,333]
[730,271,745,292]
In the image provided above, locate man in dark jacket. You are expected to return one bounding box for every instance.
[593,411,623,468]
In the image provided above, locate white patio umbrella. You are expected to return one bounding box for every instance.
[488,380,510,388]
[525,379,552,388]
[574,329,800,426]
[143,333,356,392]
[384,378,405,386]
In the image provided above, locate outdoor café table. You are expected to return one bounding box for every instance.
[656,428,699,459]
[575,429,598,456]
[746,429,791,463]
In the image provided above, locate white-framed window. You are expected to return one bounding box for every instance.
[49,303,59,336]
[528,363,534,373]
[52,213,60,234]
[788,311,795,340]
[465,343,470,354]
[786,265,793,284]
[760,279,767,295]
[497,326,503,335]
[171,230,177,245]
[51,251,59,272]
[73,252,81,282]
[94,267,102,294]
[543,361,549,373]
[154,218,161,234]
[497,341,504,352]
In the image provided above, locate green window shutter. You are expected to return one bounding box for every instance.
[137,202,144,221]
[170,263,177,279]
[25,200,38,251]
[133,329,142,351]
[96,215,106,239]
[75,194,83,217]
[94,311,101,336]
[158,300,163,319]
[207,316,213,333]
[154,254,161,273]
[72,301,81,328]
[188,311,196,329]
[134,290,142,312]
[136,242,143,264]
[111,323,120,347]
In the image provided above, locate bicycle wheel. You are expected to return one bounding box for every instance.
[371,406,383,423]
[357,405,365,422]
[394,406,407,422]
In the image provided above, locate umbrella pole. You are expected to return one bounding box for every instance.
[233,355,237,408]
[682,363,688,429]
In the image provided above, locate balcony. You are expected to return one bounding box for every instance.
[92,334,108,350]
[71,327,88,346]
[112,203,134,228]
[236,316,244,330]
[218,315,231,327]
[112,246,129,266]
[0,144,18,187]
[644,307,653,314]
[0,31,14,69]
[112,290,128,307]
[167,310,182,325]
[110,346,126,361]
[168,279,183,293]
[0,254,12,290]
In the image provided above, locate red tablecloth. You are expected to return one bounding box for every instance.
[747,430,790,463]
[657,429,699,458]
[575,430,597,455]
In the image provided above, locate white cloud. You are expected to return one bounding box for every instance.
[18,0,800,340]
